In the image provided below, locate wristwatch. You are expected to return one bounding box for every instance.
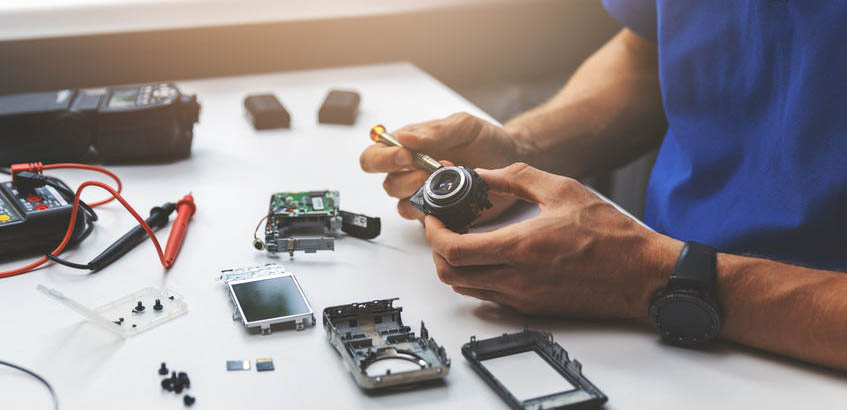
[649,241,721,346]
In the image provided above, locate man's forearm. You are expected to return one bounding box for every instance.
[715,253,847,370]
[505,29,667,178]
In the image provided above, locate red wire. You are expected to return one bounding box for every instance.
[0,180,171,279]
[40,163,123,207]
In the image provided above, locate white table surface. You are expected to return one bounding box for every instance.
[0,63,843,410]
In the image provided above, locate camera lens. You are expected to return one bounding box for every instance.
[430,169,461,196]
[409,166,493,231]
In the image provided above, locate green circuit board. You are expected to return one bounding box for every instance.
[269,191,339,217]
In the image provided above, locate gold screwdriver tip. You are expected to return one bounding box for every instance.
[370,124,386,142]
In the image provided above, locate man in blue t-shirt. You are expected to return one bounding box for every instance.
[360,2,846,370]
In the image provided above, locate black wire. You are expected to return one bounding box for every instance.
[44,178,98,222]
[45,252,93,270]
[0,360,59,410]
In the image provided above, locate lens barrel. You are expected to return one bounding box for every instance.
[409,166,492,231]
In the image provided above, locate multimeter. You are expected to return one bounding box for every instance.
[0,181,87,259]
[0,82,200,165]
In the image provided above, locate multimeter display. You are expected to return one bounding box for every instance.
[108,89,139,108]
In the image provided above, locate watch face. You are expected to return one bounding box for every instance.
[650,291,721,346]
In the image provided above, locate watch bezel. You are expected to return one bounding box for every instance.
[650,289,721,346]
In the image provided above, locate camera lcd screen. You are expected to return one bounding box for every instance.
[230,276,311,323]
[108,89,138,108]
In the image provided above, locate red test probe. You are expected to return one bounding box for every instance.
[163,194,196,267]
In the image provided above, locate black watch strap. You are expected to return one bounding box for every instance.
[649,241,721,346]
[667,241,717,293]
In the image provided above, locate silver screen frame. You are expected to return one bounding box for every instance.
[227,272,314,331]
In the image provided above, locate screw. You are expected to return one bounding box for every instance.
[153,299,163,311]
[158,362,169,375]
[178,372,190,388]
[161,378,173,391]
[133,301,145,312]
[183,395,195,406]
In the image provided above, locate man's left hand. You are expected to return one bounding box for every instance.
[425,163,682,319]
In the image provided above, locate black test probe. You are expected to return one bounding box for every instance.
[47,202,176,271]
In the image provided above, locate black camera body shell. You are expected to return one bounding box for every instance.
[0,83,200,165]
[409,166,492,232]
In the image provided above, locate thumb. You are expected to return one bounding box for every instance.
[476,163,563,205]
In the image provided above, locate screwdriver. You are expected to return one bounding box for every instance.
[370,124,442,173]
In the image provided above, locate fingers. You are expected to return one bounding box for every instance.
[360,144,414,173]
[424,215,515,266]
[451,286,512,306]
[392,112,481,153]
[432,251,510,290]
[383,170,429,199]
[397,199,422,221]
[477,162,579,205]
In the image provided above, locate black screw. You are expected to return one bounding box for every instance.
[158,362,168,375]
[174,383,184,394]
[153,299,163,311]
[169,296,175,300]
[161,378,173,391]
[183,395,195,406]
[133,301,145,312]
[177,372,190,388]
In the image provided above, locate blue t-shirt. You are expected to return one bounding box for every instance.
[602,1,846,270]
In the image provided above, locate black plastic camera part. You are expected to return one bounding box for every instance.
[244,94,290,130]
[340,210,381,240]
[462,330,608,410]
[409,166,492,231]
[318,90,360,125]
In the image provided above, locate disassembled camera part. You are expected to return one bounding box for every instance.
[462,329,608,410]
[318,89,360,125]
[370,124,442,173]
[410,165,493,231]
[252,190,381,255]
[37,285,188,338]
[256,358,275,372]
[226,360,251,371]
[244,93,291,130]
[219,264,315,335]
[323,298,450,390]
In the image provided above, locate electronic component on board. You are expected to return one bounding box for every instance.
[219,264,315,335]
[252,191,380,255]
[462,329,608,410]
[244,94,290,130]
[323,298,451,390]
[318,90,360,125]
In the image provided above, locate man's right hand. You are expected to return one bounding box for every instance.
[359,112,527,223]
